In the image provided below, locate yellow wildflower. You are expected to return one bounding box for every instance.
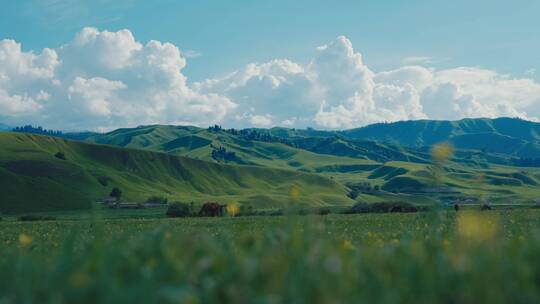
[226,203,240,217]
[457,212,499,241]
[69,272,90,287]
[431,142,454,163]
[289,185,301,199]
[18,234,32,247]
[343,239,354,250]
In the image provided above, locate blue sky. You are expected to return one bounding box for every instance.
[2,0,539,81]
[1,0,540,130]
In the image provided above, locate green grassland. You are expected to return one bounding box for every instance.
[2,210,540,303]
[0,132,351,214]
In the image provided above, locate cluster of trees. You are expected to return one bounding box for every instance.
[237,129,279,142]
[346,182,380,199]
[13,125,63,137]
[207,125,223,132]
[211,145,238,162]
[166,202,193,217]
[110,187,122,200]
[207,124,296,146]
[54,152,66,160]
[166,202,225,217]
[166,202,255,218]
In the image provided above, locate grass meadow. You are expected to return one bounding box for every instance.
[2,209,540,303]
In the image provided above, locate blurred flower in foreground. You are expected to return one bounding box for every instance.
[69,272,90,287]
[457,212,499,241]
[18,234,33,247]
[290,185,301,199]
[226,203,240,216]
[343,239,354,250]
[431,142,454,163]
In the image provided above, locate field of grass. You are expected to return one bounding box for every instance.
[2,209,540,303]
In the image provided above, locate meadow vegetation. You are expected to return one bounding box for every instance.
[2,210,540,303]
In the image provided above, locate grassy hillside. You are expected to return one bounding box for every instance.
[84,125,429,169]
[6,118,538,212]
[0,132,352,214]
[80,124,540,205]
[83,119,540,168]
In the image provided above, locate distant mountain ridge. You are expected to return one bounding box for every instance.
[340,118,540,159]
[7,117,540,161]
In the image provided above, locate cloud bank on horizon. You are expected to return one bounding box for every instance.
[1,28,540,131]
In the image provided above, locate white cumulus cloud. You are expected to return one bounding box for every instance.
[1,29,540,130]
[200,36,540,128]
[0,27,235,130]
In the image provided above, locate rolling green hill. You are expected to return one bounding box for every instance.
[81,118,540,168]
[4,118,540,214]
[83,125,431,170]
[0,132,352,214]
[78,123,540,205]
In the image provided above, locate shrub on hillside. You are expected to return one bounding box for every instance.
[54,151,66,160]
[146,196,168,205]
[317,207,331,215]
[110,187,122,200]
[166,202,192,218]
[350,202,371,213]
[347,189,359,200]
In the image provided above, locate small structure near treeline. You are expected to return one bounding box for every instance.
[98,189,171,209]
[199,202,227,217]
